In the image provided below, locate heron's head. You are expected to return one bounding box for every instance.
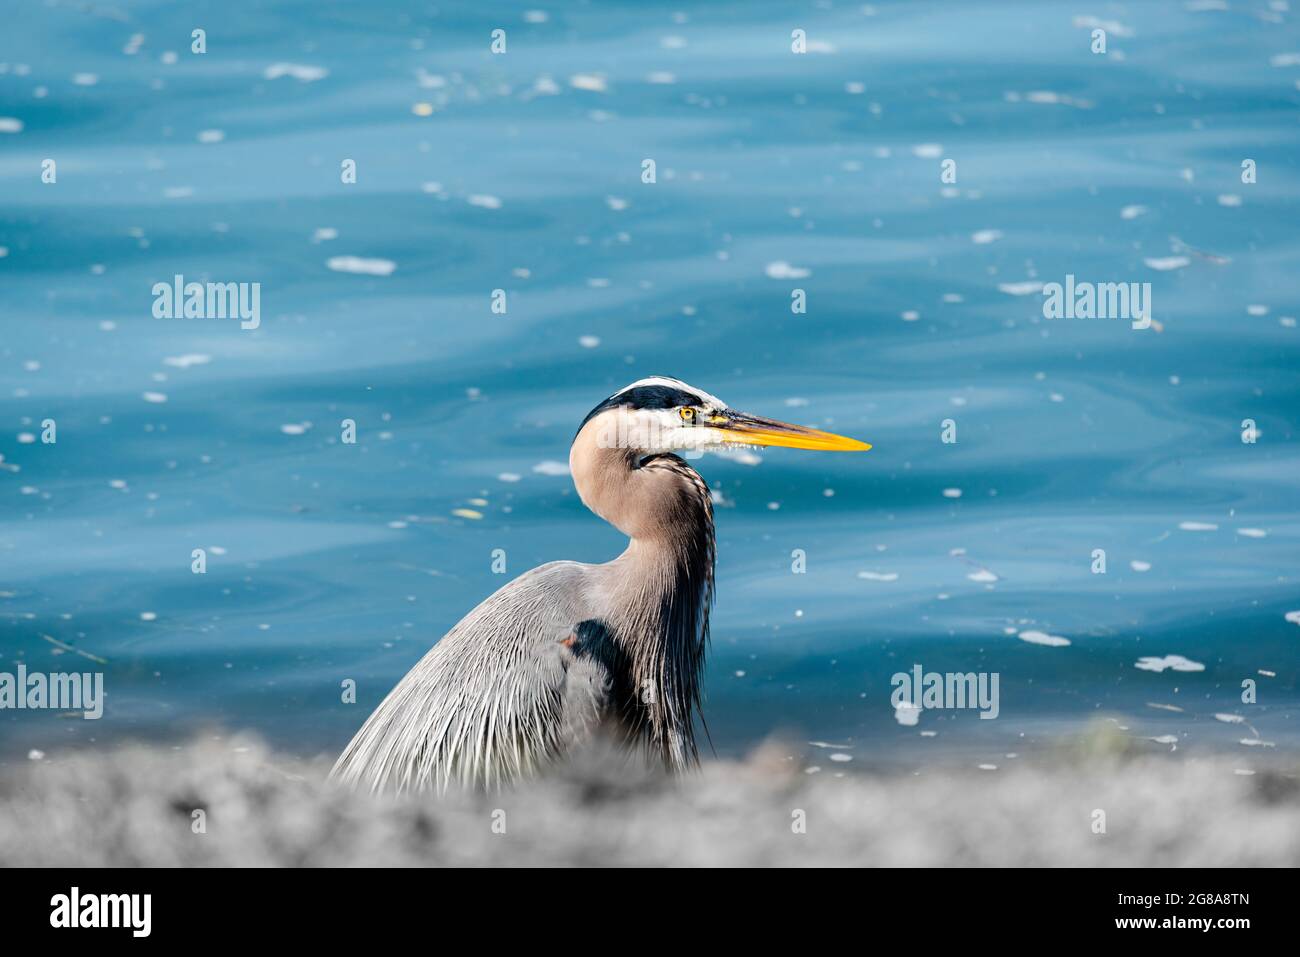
[575,376,871,456]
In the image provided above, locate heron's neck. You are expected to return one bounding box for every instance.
[569,434,715,766]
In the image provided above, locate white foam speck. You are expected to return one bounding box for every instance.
[327,256,396,276]
[1120,204,1147,220]
[765,261,811,280]
[1006,90,1093,108]
[73,72,99,86]
[1179,521,1217,531]
[140,611,157,621]
[197,129,225,143]
[998,281,1043,296]
[0,117,23,133]
[1135,654,1205,673]
[712,446,761,466]
[1130,560,1152,572]
[142,391,168,403]
[280,422,311,435]
[971,229,1003,245]
[569,74,607,92]
[532,460,569,476]
[1145,256,1191,271]
[1018,630,1070,647]
[578,335,600,348]
[523,9,549,23]
[912,143,943,158]
[1149,734,1179,745]
[264,63,328,82]
[942,487,962,498]
[829,753,852,763]
[1214,714,1245,724]
[1284,610,1300,626]
[894,701,920,726]
[646,71,676,84]
[467,194,502,210]
[1237,528,1267,538]
[857,571,899,582]
[497,472,521,483]
[311,227,338,242]
[968,568,999,583]
[163,354,211,369]
[1072,15,1135,37]
[531,75,561,96]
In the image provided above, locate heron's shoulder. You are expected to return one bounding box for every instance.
[444,560,597,638]
[509,559,596,584]
[474,560,594,604]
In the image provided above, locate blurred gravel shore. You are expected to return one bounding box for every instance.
[1,733,1297,866]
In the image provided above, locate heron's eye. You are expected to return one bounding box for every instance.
[679,407,696,423]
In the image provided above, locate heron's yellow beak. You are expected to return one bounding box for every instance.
[713,411,871,452]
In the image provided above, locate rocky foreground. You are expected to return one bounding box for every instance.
[1,733,1296,866]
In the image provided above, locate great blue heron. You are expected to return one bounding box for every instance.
[332,377,870,792]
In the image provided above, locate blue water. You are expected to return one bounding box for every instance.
[2,1,1297,772]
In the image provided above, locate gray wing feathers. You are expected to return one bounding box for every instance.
[330,562,609,793]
